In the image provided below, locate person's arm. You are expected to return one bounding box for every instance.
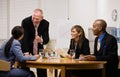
[81,38,90,55]
[12,41,39,62]
[79,55,96,61]
[41,20,49,44]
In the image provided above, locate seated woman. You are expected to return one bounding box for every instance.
[0,26,40,77]
[56,25,90,77]
[65,25,90,77]
[67,25,90,59]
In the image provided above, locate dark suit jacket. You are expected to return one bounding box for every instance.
[68,37,90,59]
[21,16,49,54]
[94,32,119,77]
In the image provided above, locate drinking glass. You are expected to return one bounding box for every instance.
[39,49,45,59]
[69,49,75,59]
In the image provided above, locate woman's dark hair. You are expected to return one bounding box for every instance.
[70,25,85,49]
[4,26,24,57]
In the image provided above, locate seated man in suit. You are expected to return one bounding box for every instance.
[80,19,119,77]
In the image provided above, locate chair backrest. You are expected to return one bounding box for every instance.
[0,59,10,71]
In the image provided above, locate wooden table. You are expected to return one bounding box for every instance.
[25,58,106,77]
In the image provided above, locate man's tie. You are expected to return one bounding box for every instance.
[33,26,38,55]
[97,39,100,51]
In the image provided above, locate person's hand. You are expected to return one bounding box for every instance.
[79,55,96,61]
[35,54,40,59]
[66,54,72,59]
[79,54,84,58]
[24,52,30,56]
[36,35,43,44]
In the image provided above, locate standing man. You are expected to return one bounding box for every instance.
[21,8,49,77]
[80,19,119,77]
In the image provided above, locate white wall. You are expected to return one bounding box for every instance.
[40,0,70,49]
[0,0,9,39]
[40,0,97,49]
[9,0,41,37]
[97,0,120,27]
[69,0,97,34]
[97,0,120,55]
[0,0,120,54]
